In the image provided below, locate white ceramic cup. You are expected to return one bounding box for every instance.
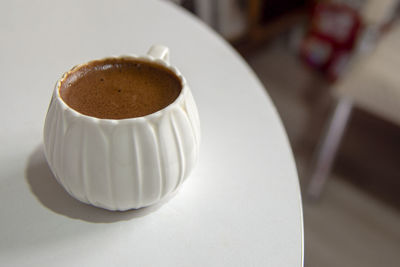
[43,45,200,211]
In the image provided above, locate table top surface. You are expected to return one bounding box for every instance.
[0,0,303,266]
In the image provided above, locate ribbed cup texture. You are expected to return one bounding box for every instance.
[43,83,200,211]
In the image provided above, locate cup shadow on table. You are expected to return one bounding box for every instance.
[25,144,174,223]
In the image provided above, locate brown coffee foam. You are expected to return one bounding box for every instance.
[59,58,182,119]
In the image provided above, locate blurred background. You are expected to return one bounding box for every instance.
[168,0,400,266]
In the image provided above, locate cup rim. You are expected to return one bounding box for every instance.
[55,54,188,122]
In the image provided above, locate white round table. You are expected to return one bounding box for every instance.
[0,0,303,266]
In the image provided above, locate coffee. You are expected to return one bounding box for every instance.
[59,58,182,119]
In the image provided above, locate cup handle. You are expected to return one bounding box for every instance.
[147,45,170,64]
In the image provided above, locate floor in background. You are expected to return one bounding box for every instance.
[244,37,400,267]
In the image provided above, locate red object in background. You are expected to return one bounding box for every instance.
[301,3,362,80]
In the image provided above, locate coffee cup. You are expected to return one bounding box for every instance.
[43,45,200,210]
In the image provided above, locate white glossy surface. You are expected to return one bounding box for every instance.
[44,50,200,210]
[0,0,303,266]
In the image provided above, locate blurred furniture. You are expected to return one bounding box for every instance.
[194,0,247,38]
[300,3,361,80]
[197,0,310,51]
[245,0,309,42]
[0,0,303,266]
[308,21,400,198]
[194,0,310,44]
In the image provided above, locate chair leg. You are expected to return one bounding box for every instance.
[307,97,353,199]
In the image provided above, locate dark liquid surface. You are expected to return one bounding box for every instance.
[59,58,182,119]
